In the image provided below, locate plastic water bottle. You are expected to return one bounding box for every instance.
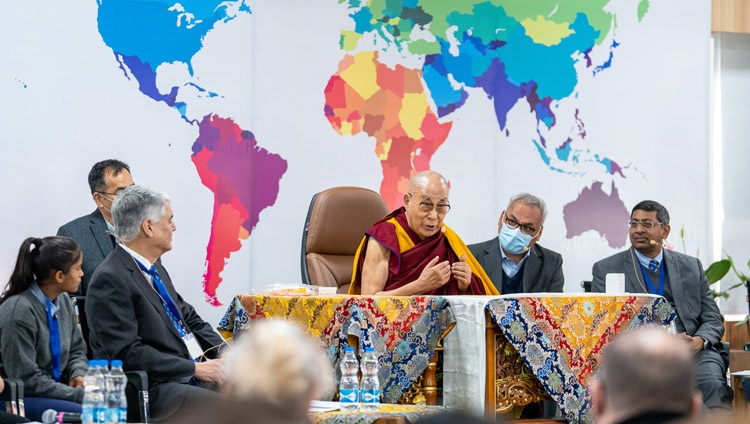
[82,360,105,423]
[360,347,381,411]
[339,346,359,411]
[100,361,114,424]
[108,360,127,423]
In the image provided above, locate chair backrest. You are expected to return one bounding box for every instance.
[301,186,389,293]
[74,296,150,422]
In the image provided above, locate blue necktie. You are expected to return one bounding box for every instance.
[649,259,659,272]
[46,298,61,382]
[135,261,188,338]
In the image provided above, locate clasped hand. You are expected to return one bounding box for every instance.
[418,255,471,292]
[195,358,225,385]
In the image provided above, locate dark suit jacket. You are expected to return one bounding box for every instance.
[85,246,224,419]
[591,247,724,345]
[467,239,564,294]
[57,209,114,295]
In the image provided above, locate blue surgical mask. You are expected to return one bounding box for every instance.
[499,223,532,254]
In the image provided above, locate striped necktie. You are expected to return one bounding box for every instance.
[649,259,659,272]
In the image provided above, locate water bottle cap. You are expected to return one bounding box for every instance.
[364,347,375,352]
[88,360,97,366]
[111,359,123,367]
[344,346,354,352]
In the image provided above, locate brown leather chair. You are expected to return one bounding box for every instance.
[301,186,389,293]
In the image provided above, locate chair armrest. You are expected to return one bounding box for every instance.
[125,371,149,423]
[125,371,148,392]
[2,378,24,417]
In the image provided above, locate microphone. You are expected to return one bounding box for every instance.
[42,409,82,423]
[649,240,657,245]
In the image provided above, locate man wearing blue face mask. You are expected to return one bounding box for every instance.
[468,193,564,294]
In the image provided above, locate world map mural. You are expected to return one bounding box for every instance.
[93,0,653,304]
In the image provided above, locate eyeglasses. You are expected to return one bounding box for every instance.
[627,219,661,229]
[407,194,451,214]
[96,189,129,201]
[503,214,541,236]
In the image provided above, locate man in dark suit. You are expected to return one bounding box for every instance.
[468,193,564,294]
[57,159,134,295]
[86,185,225,422]
[591,200,730,409]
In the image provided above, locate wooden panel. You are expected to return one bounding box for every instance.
[712,0,750,34]
[723,320,750,350]
[731,349,750,373]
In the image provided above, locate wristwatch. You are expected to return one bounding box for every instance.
[700,336,710,350]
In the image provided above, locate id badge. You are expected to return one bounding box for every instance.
[182,332,203,361]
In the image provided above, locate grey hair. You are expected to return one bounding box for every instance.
[222,320,334,419]
[112,186,170,243]
[507,193,548,223]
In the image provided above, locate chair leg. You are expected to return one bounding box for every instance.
[139,389,150,423]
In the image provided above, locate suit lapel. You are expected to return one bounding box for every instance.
[623,247,647,293]
[663,250,687,310]
[481,241,504,290]
[115,247,183,340]
[88,210,114,257]
[523,246,542,292]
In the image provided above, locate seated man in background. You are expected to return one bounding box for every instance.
[349,170,497,296]
[57,159,134,295]
[590,327,702,424]
[86,186,225,422]
[468,193,564,294]
[591,200,730,409]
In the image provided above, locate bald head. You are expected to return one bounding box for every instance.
[593,327,699,423]
[409,170,449,194]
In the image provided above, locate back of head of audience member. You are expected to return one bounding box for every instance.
[591,326,702,424]
[222,320,334,421]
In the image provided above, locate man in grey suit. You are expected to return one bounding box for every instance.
[86,185,225,422]
[468,193,564,294]
[57,159,134,295]
[591,200,730,409]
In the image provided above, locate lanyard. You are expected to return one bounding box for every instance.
[639,260,665,296]
[134,259,189,338]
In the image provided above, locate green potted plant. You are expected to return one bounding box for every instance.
[705,254,750,326]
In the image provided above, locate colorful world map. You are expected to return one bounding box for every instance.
[96,0,649,304]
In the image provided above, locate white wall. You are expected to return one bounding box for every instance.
[0,1,720,325]
[717,33,750,317]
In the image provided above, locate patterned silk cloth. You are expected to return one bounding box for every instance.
[486,294,676,423]
[310,404,448,424]
[218,295,456,403]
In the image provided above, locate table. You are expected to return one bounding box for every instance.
[218,295,455,404]
[440,294,674,422]
[219,293,674,423]
[310,404,448,424]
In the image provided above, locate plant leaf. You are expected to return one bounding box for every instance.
[705,259,731,284]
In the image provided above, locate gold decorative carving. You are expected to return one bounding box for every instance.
[399,347,442,405]
[493,334,550,415]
